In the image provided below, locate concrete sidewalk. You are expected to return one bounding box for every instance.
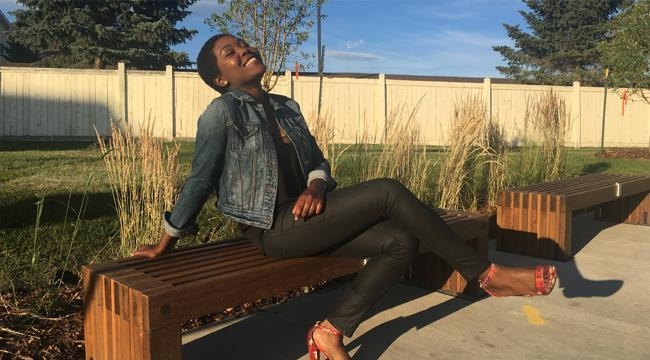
[182,213,650,359]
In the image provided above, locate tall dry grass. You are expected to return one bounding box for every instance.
[367,99,434,203]
[437,94,508,211]
[513,89,570,186]
[307,109,353,178]
[485,122,509,208]
[96,122,181,258]
[308,100,434,204]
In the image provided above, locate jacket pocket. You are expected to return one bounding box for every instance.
[230,123,260,152]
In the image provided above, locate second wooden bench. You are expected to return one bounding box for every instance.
[497,173,650,261]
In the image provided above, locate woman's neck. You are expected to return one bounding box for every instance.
[235,84,266,103]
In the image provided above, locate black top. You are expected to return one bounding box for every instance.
[237,102,305,246]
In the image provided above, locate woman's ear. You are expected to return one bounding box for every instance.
[215,77,229,88]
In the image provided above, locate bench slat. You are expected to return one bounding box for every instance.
[618,177,650,197]
[510,173,624,192]
[144,257,363,330]
[504,177,617,197]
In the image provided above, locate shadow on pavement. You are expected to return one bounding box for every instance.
[491,212,624,299]
[348,296,473,359]
[183,282,477,359]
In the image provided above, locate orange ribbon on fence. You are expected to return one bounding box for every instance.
[622,89,629,116]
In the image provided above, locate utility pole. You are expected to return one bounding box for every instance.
[317,1,324,116]
[600,68,609,152]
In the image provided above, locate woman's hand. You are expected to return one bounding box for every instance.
[292,179,327,220]
[132,244,165,258]
[131,233,178,258]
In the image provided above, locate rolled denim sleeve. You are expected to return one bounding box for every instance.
[165,100,227,237]
[304,121,337,191]
[307,160,337,191]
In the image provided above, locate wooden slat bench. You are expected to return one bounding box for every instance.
[497,173,650,261]
[82,209,489,360]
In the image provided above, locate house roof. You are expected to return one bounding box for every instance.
[0,10,12,31]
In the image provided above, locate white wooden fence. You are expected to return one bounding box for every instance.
[1,64,648,147]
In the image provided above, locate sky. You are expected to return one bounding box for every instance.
[0,0,528,78]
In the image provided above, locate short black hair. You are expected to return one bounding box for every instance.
[197,33,232,93]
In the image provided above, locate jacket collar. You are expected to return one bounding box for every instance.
[225,87,283,110]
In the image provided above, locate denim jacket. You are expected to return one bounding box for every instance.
[164,88,337,236]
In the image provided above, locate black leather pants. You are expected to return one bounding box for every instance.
[259,178,491,337]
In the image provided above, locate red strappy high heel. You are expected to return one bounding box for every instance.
[479,263,557,297]
[307,321,342,360]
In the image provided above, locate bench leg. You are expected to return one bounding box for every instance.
[406,236,488,299]
[497,192,572,261]
[598,191,650,226]
[84,320,181,360]
[83,270,182,360]
[143,326,182,360]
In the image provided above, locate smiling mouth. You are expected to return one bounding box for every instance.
[243,57,259,67]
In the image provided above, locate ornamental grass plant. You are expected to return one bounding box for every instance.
[96,122,181,258]
[512,89,571,186]
[437,94,508,211]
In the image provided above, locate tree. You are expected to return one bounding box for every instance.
[601,0,650,102]
[207,0,319,91]
[0,39,41,64]
[8,0,198,69]
[493,0,629,85]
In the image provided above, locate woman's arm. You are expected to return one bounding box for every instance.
[133,101,228,258]
[290,100,336,219]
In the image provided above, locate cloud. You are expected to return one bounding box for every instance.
[345,39,365,49]
[415,29,508,48]
[327,50,380,61]
[429,12,475,20]
[184,0,228,24]
[442,30,507,47]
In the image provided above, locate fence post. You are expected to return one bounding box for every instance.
[117,62,128,124]
[285,70,294,99]
[483,77,492,121]
[166,65,175,139]
[573,81,581,148]
[0,67,3,136]
[378,73,387,143]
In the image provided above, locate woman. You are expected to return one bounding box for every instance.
[134,34,557,360]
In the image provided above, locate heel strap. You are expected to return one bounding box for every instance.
[314,321,342,337]
[478,263,496,289]
[534,265,557,295]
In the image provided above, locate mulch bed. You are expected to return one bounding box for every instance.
[595,148,650,160]
[0,286,85,359]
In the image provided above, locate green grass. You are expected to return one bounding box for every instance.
[565,148,650,176]
[1,141,649,296]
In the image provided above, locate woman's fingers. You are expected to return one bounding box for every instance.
[301,196,314,218]
[314,200,324,215]
[132,245,157,258]
[292,195,324,219]
[308,199,320,216]
[292,197,305,220]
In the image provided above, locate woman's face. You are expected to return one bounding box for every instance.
[212,35,266,89]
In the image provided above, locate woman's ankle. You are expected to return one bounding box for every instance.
[312,319,349,359]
